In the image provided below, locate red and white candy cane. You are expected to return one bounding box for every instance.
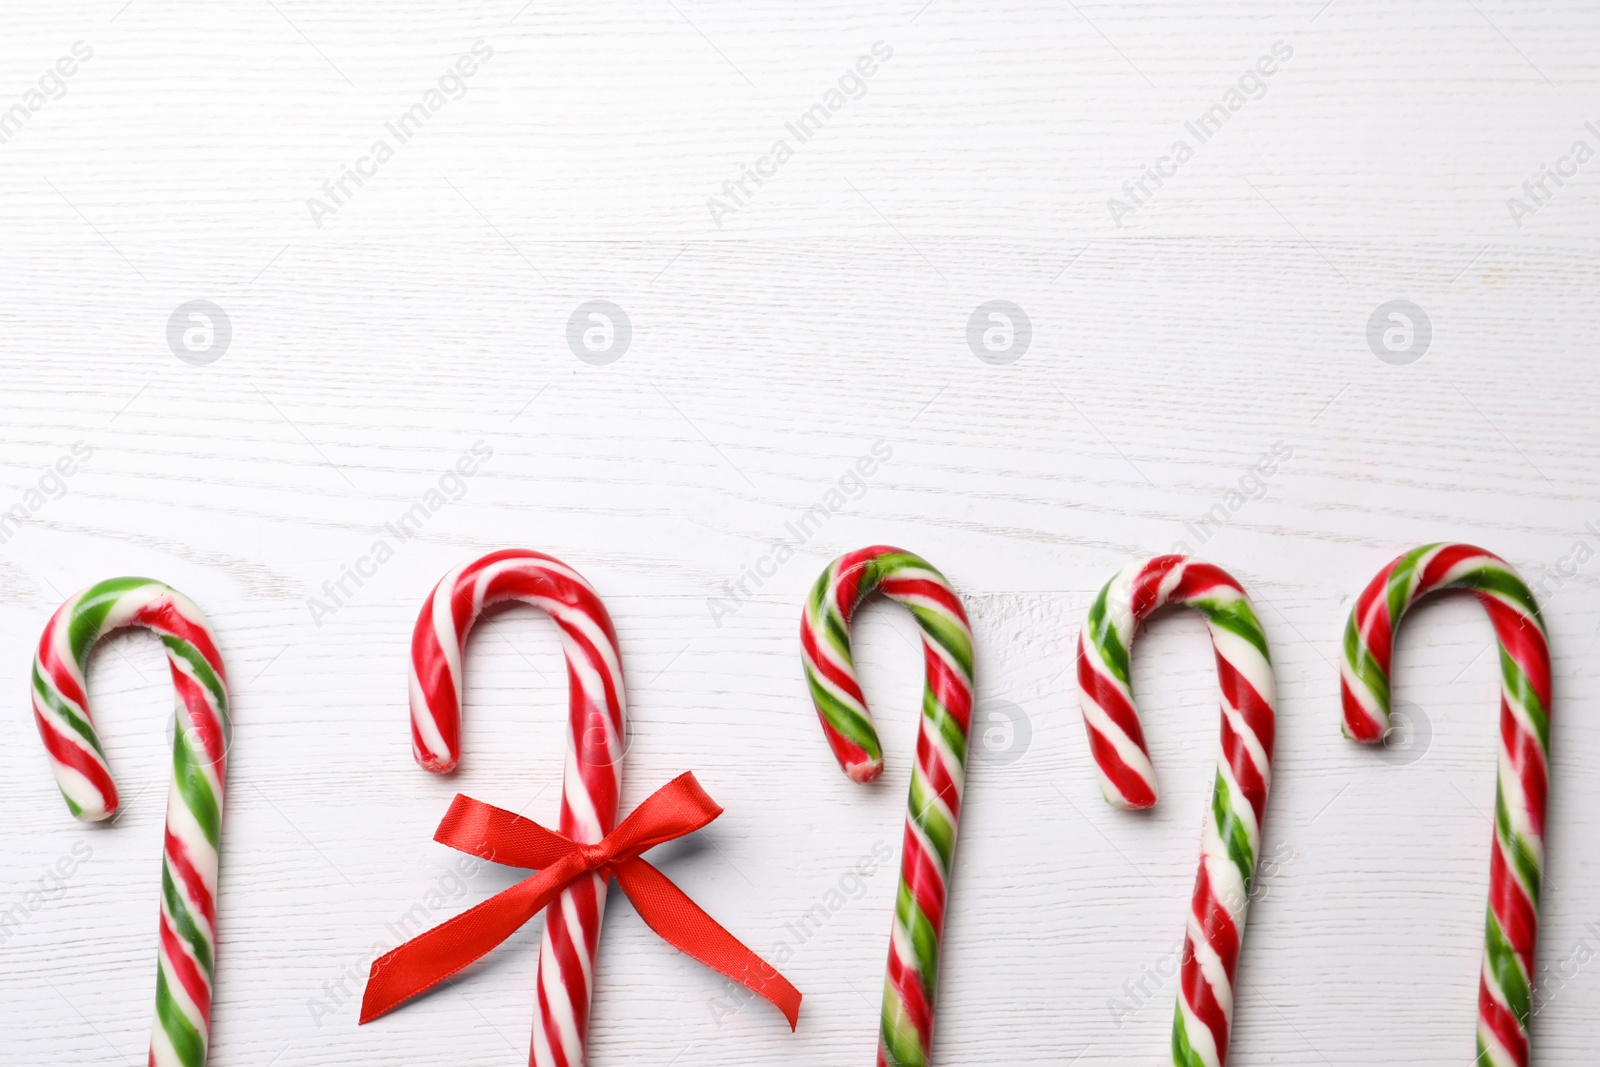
[801,546,974,1067]
[1076,555,1276,1067]
[1341,544,1551,1067]
[408,549,625,1067]
[31,578,230,1067]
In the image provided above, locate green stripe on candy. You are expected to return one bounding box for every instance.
[803,671,881,761]
[1210,773,1257,893]
[1449,562,1544,623]
[154,967,206,1067]
[1483,909,1531,1028]
[1494,787,1542,909]
[172,736,223,851]
[907,774,957,870]
[1191,597,1270,662]
[1087,585,1132,687]
[33,663,108,760]
[906,605,975,679]
[1386,545,1432,622]
[66,576,151,662]
[930,693,969,770]
[161,864,215,978]
[1495,646,1550,753]
[163,636,230,726]
[882,996,926,1067]
[1172,1002,1207,1067]
[895,881,941,990]
[1341,614,1390,721]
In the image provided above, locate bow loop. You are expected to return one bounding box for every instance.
[602,770,725,857]
[361,772,801,1032]
[433,792,571,869]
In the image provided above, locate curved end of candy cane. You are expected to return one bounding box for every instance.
[1340,677,1388,745]
[409,686,459,773]
[33,579,225,827]
[1339,555,1394,748]
[815,718,884,782]
[1077,614,1160,811]
[35,708,122,821]
[804,546,973,795]
[1092,754,1158,810]
[408,636,461,774]
[1079,554,1274,818]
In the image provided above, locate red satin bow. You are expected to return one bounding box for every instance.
[360,772,802,1031]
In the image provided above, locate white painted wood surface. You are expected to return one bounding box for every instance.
[2,1,1598,1063]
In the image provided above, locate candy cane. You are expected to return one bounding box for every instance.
[1075,555,1275,1067]
[1341,543,1550,1067]
[31,578,231,1067]
[801,546,974,1067]
[409,549,625,1067]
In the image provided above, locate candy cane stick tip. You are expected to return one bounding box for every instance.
[848,761,884,784]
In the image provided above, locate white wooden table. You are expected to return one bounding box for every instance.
[1,1,1597,1063]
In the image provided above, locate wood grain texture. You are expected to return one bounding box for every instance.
[2,0,1598,1063]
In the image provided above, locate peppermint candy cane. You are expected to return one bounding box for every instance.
[1075,555,1275,1067]
[409,549,625,1067]
[801,546,974,1067]
[1341,544,1551,1067]
[31,578,230,1067]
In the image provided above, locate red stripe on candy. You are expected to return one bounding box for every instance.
[158,906,213,1022]
[34,708,117,814]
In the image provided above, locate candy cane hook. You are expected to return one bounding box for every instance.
[31,578,231,1067]
[1075,555,1276,1067]
[801,546,974,1067]
[1341,543,1551,1067]
[408,549,625,1067]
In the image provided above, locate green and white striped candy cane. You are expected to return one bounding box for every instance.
[32,578,231,1067]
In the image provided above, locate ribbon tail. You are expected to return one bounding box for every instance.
[360,864,576,1024]
[614,858,802,1030]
